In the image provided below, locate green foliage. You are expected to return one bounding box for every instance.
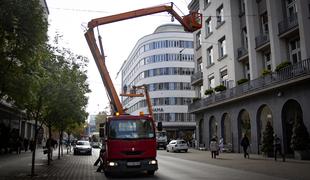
[192,97,201,102]
[237,78,249,85]
[261,69,272,76]
[261,121,274,154]
[204,89,214,95]
[95,111,108,132]
[290,117,310,151]
[275,61,292,72]
[0,0,48,103]
[214,85,227,92]
[45,34,90,132]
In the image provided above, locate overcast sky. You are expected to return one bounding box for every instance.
[46,0,191,116]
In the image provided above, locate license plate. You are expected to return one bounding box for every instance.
[127,161,140,166]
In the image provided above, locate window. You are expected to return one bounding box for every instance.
[289,38,301,64]
[216,5,224,25]
[240,0,245,15]
[260,12,268,34]
[220,69,228,87]
[218,36,226,58]
[108,119,154,139]
[196,31,202,49]
[244,62,250,80]
[208,75,215,89]
[205,17,212,35]
[204,0,210,9]
[207,46,214,65]
[263,52,272,70]
[242,27,248,49]
[286,0,297,18]
[198,62,203,72]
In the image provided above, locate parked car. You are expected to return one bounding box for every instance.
[166,139,188,153]
[73,140,92,155]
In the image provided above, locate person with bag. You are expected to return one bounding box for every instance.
[210,137,219,158]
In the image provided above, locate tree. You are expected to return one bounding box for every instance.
[261,121,274,156]
[0,1,48,174]
[0,0,48,103]
[44,35,90,160]
[95,111,108,132]
[291,117,310,151]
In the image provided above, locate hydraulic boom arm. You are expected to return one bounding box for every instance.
[85,3,201,114]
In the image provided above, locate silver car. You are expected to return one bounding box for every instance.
[74,140,92,155]
[166,139,188,153]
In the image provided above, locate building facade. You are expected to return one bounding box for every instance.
[121,24,196,141]
[189,0,310,155]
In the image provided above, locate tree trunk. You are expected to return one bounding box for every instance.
[61,130,64,156]
[68,132,71,153]
[48,124,52,165]
[58,130,61,159]
[30,119,38,177]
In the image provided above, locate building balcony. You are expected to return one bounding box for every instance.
[255,33,269,49]
[278,13,298,36]
[191,71,203,86]
[237,47,248,60]
[189,58,310,113]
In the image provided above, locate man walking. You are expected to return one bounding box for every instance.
[241,134,250,158]
[274,135,282,161]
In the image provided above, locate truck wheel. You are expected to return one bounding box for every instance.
[147,170,155,175]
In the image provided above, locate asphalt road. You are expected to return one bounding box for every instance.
[0,148,307,180]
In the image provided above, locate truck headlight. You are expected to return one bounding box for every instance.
[108,161,118,166]
[149,160,157,165]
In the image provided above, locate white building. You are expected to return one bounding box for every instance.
[120,24,196,141]
[189,0,310,155]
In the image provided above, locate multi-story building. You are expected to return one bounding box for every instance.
[188,0,310,155]
[120,24,196,141]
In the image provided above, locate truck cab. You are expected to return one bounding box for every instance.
[100,114,158,176]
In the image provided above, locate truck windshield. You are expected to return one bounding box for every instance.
[108,119,154,139]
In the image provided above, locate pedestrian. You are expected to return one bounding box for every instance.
[95,148,106,172]
[210,137,219,158]
[17,137,23,154]
[30,139,36,152]
[219,137,224,153]
[23,138,29,152]
[274,135,282,161]
[241,134,250,158]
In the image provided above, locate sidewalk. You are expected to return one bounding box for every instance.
[160,149,310,180]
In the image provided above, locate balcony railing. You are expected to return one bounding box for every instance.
[255,33,269,48]
[237,47,248,59]
[278,13,298,35]
[189,58,310,112]
[191,71,203,85]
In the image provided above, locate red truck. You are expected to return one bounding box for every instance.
[100,114,158,176]
[85,3,201,176]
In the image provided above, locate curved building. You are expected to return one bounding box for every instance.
[120,24,196,141]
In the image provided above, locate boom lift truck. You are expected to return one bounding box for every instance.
[120,84,153,117]
[84,3,201,176]
[121,85,167,149]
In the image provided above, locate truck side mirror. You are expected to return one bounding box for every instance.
[99,123,105,138]
[157,122,162,131]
